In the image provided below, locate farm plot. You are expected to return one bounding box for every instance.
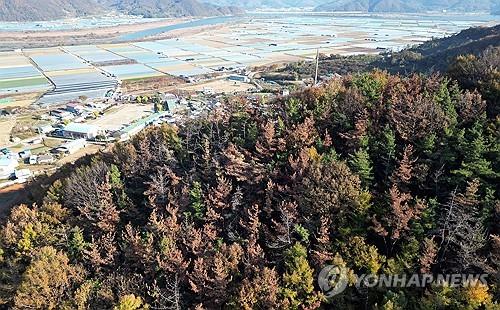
[39,68,117,105]
[0,53,51,94]
[64,45,126,63]
[100,64,163,80]
[30,53,89,71]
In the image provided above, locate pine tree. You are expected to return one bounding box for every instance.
[391,144,415,190]
[372,124,397,182]
[43,180,64,204]
[373,185,426,244]
[349,147,374,188]
[68,226,87,261]
[419,237,438,273]
[82,177,120,234]
[452,121,495,183]
[189,181,205,220]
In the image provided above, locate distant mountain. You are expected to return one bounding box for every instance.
[97,0,243,18]
[314,0,500,13]
[204,0,327,9]
[0,0,101,21]
[0,0,242,22]
[204,0,500,12]
[314,0,396,12]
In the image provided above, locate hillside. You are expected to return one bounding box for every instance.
[0,0,101,21]
[387,24,500,70]
[97,0,242,18]
[207,0,500,11]
[315,0,500,13]
[0,70,498,308]
[205,0,326,9]
[0,0,242,22]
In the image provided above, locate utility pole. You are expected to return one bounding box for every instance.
[314,48,319,86]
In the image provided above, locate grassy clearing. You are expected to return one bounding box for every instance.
[30,146,51,155]
[10,114,52,141]
[43,138,64,148]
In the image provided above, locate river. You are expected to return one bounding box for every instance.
[118,15,241,41]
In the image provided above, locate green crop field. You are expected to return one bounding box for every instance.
[0,77,49,89]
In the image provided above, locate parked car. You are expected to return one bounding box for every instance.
[51,129,64,137]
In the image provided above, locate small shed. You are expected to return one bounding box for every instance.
[19,150,32,159]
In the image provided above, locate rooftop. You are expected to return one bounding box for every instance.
[0,156,18,167]
[122,112,169,134]
[64,123,101,134]
[59,139,87,149]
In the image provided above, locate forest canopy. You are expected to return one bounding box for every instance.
[0,70,498,309]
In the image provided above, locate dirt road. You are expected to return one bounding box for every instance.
[0,183,26,219]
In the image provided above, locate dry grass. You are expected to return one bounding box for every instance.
[180,79,255,94]
[0,92,43,108]
[121,76,185,94]
[57,144,102,166]
[88,103,154,131]
[0,118,15,146]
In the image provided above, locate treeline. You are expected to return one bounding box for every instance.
[0,71,499,309]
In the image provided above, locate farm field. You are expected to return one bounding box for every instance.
[0,77,49,89]
[0,52,52,95]
[0,13,497,105]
